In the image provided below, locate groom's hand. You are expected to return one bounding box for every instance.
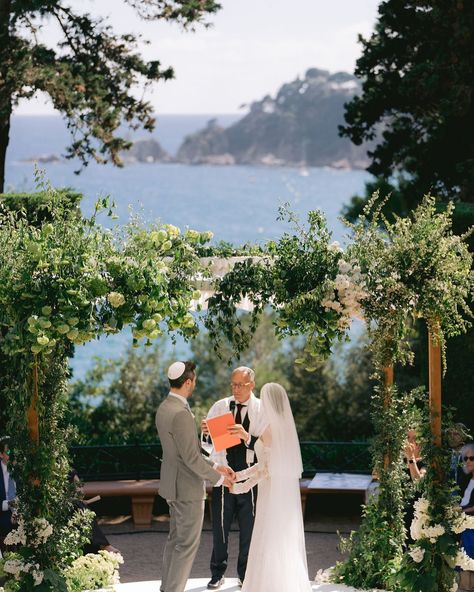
[217,465,236,482]
[227,424,249,442]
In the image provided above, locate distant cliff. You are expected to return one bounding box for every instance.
[176,68,370,169]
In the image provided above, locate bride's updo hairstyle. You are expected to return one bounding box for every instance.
[260,382,303,478]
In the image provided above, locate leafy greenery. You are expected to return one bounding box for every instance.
[0,0,221,191]
[335,385,422,590]
[0,183,212,590]
[340,1,474,210]
[205,206,362,369]
[347,193,473,371]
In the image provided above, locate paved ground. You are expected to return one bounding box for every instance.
[99,493,363,584]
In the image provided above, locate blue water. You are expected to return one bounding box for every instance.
[5,115,371,379]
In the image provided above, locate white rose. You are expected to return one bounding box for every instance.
[107,292,125,308]
[408,546,425,563]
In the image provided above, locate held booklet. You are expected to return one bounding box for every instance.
[206,412,241,452]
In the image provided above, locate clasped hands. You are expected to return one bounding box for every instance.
[216,465,236,488]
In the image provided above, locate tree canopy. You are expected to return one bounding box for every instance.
[0,0,221,192]
[340,1,474,217]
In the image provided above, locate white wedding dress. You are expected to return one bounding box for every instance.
[234,437,312,592]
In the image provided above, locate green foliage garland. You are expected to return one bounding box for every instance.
[0,184,211,590]
[347,193,473,371]
[205,207,360,368]
[335,385,423,590]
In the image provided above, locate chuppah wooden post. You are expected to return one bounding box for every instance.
[27,357,40,445]
[383,365,394,470]
[428,327,442,449]
[27,356,41,487]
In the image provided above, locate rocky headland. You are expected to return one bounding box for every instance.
[175,68,370,169]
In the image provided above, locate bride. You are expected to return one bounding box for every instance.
[231,382,312,591]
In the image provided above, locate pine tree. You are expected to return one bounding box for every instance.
[0,0,220,192]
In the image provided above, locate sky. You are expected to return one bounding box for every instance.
[15,0,381,116]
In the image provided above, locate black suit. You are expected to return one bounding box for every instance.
[210,401,258,582]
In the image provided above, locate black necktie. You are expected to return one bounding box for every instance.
[234,404,247,444]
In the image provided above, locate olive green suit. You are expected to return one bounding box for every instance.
[156,394,220,592]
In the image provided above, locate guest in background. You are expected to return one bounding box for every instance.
[404,428,426,483]
[403,428,426,544]
[459,444,474,560]
[0,437,16,553]
[447,423,471,492]
[68,469,119,555]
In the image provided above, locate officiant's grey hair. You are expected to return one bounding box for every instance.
[232,366,255,382]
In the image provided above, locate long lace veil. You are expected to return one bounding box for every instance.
[261,382,303,478]
[251,383,309,589]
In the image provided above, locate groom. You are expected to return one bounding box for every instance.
[156,361,235,592]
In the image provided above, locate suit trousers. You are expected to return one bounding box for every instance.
[161,499,205,592]
[210,486,256,581]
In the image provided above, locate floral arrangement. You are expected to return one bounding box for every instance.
[205,207,367,368]
[63,550,123,592]
[0,508,94,591]
[347,192,473,370]
[0,182,213,591]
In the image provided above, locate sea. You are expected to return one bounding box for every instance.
[5,114,371,380]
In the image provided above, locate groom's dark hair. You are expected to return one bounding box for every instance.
[169,361,196,389]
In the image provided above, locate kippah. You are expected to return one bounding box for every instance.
[167,361,186,380]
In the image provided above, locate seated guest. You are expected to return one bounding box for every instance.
[68,469,119,555]
[459,444,474,559]
[403,428,426,544]
[404,428,426,482]
[0,437,16,554]
[447,423,471,492]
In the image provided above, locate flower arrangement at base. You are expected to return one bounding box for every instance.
[394,495,474,592]
[63,550,124,592]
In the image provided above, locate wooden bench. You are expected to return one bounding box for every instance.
[83,480,159,527]
[84,475,374,527]
[303,472,376,514]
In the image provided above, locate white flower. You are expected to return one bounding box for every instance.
[3,559,23,576]
[107,292,125,308]
[328,241,343,252]
[455,548,474,570]
[408,546,425,563]
[32,569,44,586]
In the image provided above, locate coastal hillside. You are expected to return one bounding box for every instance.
[176,68,370,169]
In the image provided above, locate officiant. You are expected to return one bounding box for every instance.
[201,366,266,590]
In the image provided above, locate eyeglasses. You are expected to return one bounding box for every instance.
[230,382,251,389]
[463,456,474,462]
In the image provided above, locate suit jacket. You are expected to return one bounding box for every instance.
[156,394,220,502]
[0,462,16,531]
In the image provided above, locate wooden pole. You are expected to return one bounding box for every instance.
[27,358,40,445]
[27,357,41,487]
[428,327,442,448]
[383,365,394,470]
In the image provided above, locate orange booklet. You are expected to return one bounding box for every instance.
[206,412,241,452]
